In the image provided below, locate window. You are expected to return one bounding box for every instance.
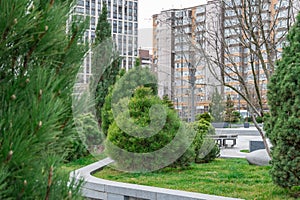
[196,15,205,22]
[225,10,235,17]
[78,0,84,6]
[196,6,205,14]
[118,21,122,33]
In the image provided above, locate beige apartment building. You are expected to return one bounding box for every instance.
[222,0,300,112]
[153,0,300,121]
[153,1,222,121]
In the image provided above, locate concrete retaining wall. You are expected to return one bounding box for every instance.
[70,158,243,200]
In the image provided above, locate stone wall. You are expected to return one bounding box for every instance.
[70,157,243,200]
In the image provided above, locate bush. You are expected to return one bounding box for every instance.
[74,112,104,154]
[101,66,157,136]
[196,112,213,122]
[244,116,253,122]
[255,116,263,123]
[265,13,300,189]
[101,86,114,136]
[191,119,220,163]
[198,142,220,163]
[106,87,194,172]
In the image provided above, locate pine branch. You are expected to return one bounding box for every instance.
[50,0,54,7]
[5,150,13,163]
[23,27,48,74]
[45,166,53,200]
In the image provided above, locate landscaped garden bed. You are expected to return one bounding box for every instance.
[93,158,299,200]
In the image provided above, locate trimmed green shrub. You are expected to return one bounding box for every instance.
[191,119,220,163]
[101,66,157,136]
[196,112,213,122]
[74,112,104,152]
[244,116,253,122]
[105,87,194,171]
[265,13,300,188]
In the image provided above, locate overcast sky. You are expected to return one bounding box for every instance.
[138,0,207,29]
[137,0,207,49]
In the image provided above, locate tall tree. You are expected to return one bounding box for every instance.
[265,13,300,189]
[94,2,121,127]
[209,88,224,122]
[95,3,111,44]
[0,0,87,198]
[224,94,240,124]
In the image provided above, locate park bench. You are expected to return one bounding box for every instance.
[209,134,238,148]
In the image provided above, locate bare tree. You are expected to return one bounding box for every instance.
[193,0,300,157]
[153,0,300,157]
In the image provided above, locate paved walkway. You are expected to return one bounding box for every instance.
[219,135,263,158]
[215,127,270,158]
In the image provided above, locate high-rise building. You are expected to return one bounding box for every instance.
[153,3,222,121]
[222,0,300,112]
[153,0,300,121]
[73,0,138,87]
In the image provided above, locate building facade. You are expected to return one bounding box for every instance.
[153,0,300,121]
[222,0,300,112]
[152,3,222,121]
[73,0,138,88]
[138,49,152,68]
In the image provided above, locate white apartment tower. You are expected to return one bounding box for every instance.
[74,0,138,85]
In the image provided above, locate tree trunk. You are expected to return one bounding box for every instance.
[252,115,271,158]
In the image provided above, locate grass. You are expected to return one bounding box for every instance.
[93,158,299,200]
[61,153,107,172]
[240,149,250,153]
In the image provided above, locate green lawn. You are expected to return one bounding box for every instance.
[94,158,299,200]
[61,153,107,172]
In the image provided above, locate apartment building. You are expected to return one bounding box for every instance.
[153,2,222,121]
[153,0,300,121]
[73,0,138,89]
[222,0,300,112]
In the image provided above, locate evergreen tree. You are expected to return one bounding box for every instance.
[101,66,156,135]
[95,3,111,44]
[134,57,141,67]
[209,88,224,122]
[224,94,240,123]
[94,3,121,127]
[191,118,220,163]
[0,0,87,198]
[265,13,300,189]
[162,94,175,109]
[106,87,195,172]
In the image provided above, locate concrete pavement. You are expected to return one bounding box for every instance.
[215,127,271,158]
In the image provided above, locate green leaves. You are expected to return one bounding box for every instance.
[265,12,300,189]
[0,0,88,198]
[105,86,194,172]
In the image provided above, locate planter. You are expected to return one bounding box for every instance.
[249,141,265,152]
[244,122,250,128]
